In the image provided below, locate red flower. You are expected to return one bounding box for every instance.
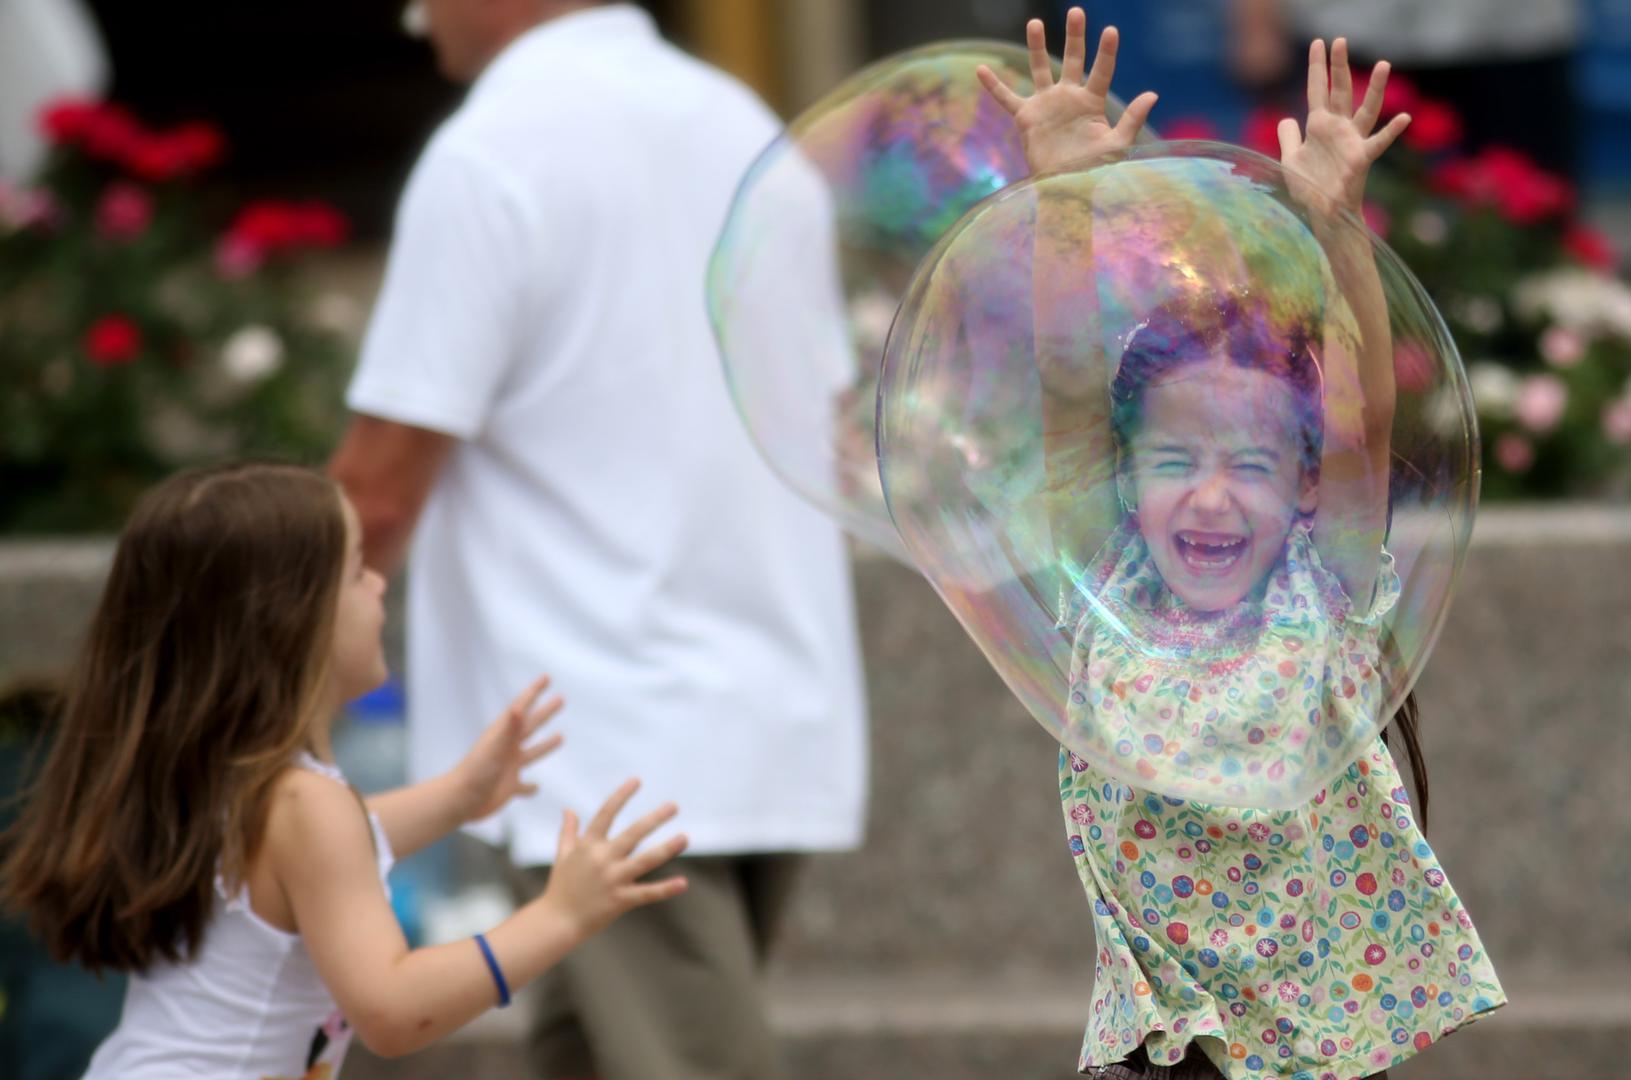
[126,122,227,181]
[1401,100,1463,154]
[36,97,225,180]
[1563,224,1618,273]
[80,104,144,164]
[1354,69,1421,121]
[223,200,350,263]
[39,98,103,144]
[84,315,142,366]
[95,182,153,240]
[1432,147,1573,224]
[1240,106,1284,158]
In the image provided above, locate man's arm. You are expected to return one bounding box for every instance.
[328,416,456,576]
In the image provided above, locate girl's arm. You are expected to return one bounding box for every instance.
[977,10,1158,579]
[268,769,686,1058]
[1277,38,1411,605]
[364,676,563,859]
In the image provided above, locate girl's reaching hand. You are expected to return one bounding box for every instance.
[977,7,1157,176]
[541,779,689,941]
[454,675,565,823]
[1278,38,1412,218]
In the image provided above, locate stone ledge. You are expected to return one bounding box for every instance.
[4,502,1629,583]
[344,972,1631,1080]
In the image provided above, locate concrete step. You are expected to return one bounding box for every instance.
[341,973,1631,1079]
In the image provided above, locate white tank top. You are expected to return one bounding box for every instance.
[82,754,394,1080]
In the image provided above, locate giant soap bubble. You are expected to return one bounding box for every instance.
[877,142,1478,807]
[708,41,1152,558]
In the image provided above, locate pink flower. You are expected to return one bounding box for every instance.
[0,183,63,231]
[95,182,152,241]
[1515,374,1568,433]
[1210,929,1229,947]
[1361,201,1391,237]
[1363,944,1387,965]
[1167,922,1190,945]
[1279,980,1302,1003]
[1069,804,1095,825]
[1602,399,1631,445]
[1402,100,1463,153]
[1392,340,1436,392]
[1540,326,1586,368]
[1494,434,1534,473]
[215,235,263,279]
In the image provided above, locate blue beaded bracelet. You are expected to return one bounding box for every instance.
[473,932,511,1007]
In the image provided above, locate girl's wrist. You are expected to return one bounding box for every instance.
[443,763,488,826]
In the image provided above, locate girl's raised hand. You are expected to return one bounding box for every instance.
[1278,38,1412,218]
[977,7,1158,176]
[454,675,565,823]
[541,779,688,940]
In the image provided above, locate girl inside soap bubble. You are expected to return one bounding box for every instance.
[974,9,1504,1079]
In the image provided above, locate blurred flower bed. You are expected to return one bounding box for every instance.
[0,99,360,533]
[1174,73,1631,501]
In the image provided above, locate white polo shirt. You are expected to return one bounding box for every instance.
[347,4,867,864]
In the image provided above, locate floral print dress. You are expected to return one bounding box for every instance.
[1058,526,1505,1079]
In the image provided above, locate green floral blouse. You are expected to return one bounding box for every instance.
[1058,526,1505,1078]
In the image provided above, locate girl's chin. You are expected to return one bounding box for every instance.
[1167,579,1253,613]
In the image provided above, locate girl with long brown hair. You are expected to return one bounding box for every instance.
[0,463,688,1078]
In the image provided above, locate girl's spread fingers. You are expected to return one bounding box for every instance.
[611,801,680,856]
[1114,90,1159,141]
[1330,37,1354,114]
[1307,39,1328,112]
[1367,112,1412,156]
[1277,116,1303,161]
[587,777,641,838]
[521,732,564,764]
[624,876,689,908]
[622,833,689,880]
[977,65,1025,115]
[525,695,565,734]
[1061,7,1089,85]
[1354,61,1389,134]
[1085,26,1121,101]
[1026,19,1054,89]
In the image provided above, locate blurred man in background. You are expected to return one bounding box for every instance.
[330,3,869,1078]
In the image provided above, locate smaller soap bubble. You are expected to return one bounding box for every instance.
[878,142,1478,807]
[708,40,1151,558]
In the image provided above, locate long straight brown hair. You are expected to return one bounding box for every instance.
[0,463,347,973]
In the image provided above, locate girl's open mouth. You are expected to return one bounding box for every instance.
[1174,531,1248,574]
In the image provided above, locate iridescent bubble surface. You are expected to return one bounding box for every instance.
[878,142,1478,807]
[708,40,1149,558]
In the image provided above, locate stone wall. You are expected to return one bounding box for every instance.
[3,504,1627,1078]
